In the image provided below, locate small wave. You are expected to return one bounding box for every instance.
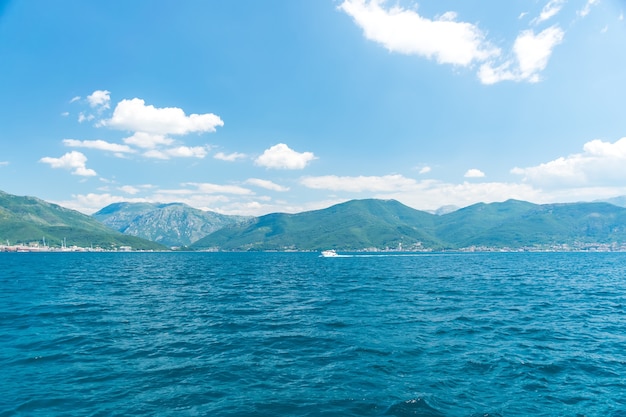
[385,398,445,416]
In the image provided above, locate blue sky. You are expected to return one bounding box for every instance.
[1,0,625,215]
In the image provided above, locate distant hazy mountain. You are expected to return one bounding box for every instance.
[192,198,626,251]
[93,202,250,247]
[0,190,165,250]
[430,205,459,215]
[596,196,626,208]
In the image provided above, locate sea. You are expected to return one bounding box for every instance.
[1,251,626,417]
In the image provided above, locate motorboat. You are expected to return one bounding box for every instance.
[320,249,339,257]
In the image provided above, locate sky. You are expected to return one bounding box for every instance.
[1,0,625,216]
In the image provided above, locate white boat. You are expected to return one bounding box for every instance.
[320,249,339,257]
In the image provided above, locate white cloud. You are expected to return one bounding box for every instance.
[143,146,209,160]
[341,0,568,85]
[39,151,97,176]
[339,0,499,66]
[533,0,566,24]
[255,143,316,169]
[63,139,135,154]
[166,146,209,158]
[578,0,600,17]
[515,26,564,79]
[142,150,169,160]
[78,112,95,123]
[123,132,174,149]
[214,151,247,161]
[0,161,8,166]
[464,168,485,178]
[512,137,626,187]
[69,96,81,103]
[56,193,149,214]
[384,180,545,212]
[61,112,69,117]
[245,178,290,192]
[300,174,546,211]
[418,166,431,174]
[87,90,111,110]
[119,185,140,195]
[101,98,224,135]
[182,182,254,195]
[301,174,417,192]
[479,26,564,84]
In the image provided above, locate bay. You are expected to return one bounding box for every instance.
[1,252,626,416]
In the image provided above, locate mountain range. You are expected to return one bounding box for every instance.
[191,198,626,251]
[0,190,165,250]
[3,189,626,251]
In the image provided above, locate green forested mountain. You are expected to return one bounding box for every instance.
[191,198,626,251]
[0,191,165,250]
[435,199,540,248]
[191,199,442,251]
[5,190,626,251]
[435,200,626,248]
[93,202,250,247]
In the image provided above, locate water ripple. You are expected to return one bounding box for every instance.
[1,252,626,416]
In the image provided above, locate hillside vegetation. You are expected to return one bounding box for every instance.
[191,198,626,251]
[0,191,165,250]
[4,190,626,252]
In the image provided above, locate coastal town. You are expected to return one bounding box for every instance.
[0,240,134,252]
[3,239,626,253]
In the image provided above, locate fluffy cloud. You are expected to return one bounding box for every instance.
[63,139,135,154]
[87,90,111,110]
[255,143,316,169]
[385,180,544,212]
[464,168,485,178]
[143,146,209,160]
[301,174,417,192]
[512,137,626,187]
[341,0,570,84]
[56,193,149,214]
[59,190,271,216]
[479,26,564,84]
[300,174,545,211]
[68,92,221,161]
[39,151,97,176]
[119,185,140,195]
[101,98,224,135]
[418,166,431,174]
[214,151,247,162]
[514,27,564,80]
[245,178,290,192]
[123,132,174,149]
[339,0,498,66]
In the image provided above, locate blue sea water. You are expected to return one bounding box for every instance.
[1,252,626,416]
